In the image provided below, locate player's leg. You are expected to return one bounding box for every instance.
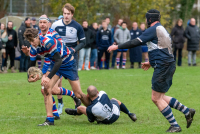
[57,78,64,115]
[38,75,60,126]
[65,106,85,116]
[111,98,137,122]
[151,90,181,132]
[122,51,127,69]
[52,96,60,120]
[116,51,121,69]
[163,95,195,128]
[68,79,90,106]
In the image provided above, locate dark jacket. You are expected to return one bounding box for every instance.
[96,28,112,50]
[83,27,94,48]
[89,26,98,49]
[33,25,40,30]
[18,22,31,49]
[184,24,200,51]
[6,28,18,49]
[129,28,142,62]
[171,24,185,49]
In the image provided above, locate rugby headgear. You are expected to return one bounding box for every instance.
[146,9,161,27]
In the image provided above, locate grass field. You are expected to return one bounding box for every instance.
[0,65,200,134]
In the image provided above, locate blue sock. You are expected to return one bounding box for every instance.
[60,87,75,96]
[52,96,59,117]
[161,106,179,127]
[120,103,130,115]
[46,116,54,123]
[169,98,190,116]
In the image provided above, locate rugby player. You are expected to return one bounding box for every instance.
[65,85,137,124]
[108,9,195,132]
[23,28,90,126]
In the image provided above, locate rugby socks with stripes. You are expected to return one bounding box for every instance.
[46,116,54,123]
[169,98,190,116]
[37,60,42,69]
[161,105,179,127]
[116,58,120,68]
[58,98,63,104]
[52,96,59,117]
[120,103,130,115]
[60,87,75,97]
[122,59,126,68]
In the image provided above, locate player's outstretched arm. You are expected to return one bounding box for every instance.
[108,38,142,52]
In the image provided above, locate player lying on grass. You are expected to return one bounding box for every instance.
[23,28,90,126]
[27,66,81,120]
[65,85,137,124]
[108,9,195,133]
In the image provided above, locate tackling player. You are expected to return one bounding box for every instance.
[23,28,90,126]
[108,9,195,133]
[65,85,137,124]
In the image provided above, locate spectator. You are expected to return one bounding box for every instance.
[129,22,142,68]
[78,20,94,71]
[171,19,185,66]
[0,23,8,72]
[3,21,17,73]
[90,22,98,70]
[114,22,131,69]
[140,23,148,62]
[111,19,123,68]
[18,17,31,72]
[96,20,112,69]
[184,18,200,66]
[31,17,39,30]
[105,17,112,31]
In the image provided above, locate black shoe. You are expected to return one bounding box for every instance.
[166,126,181,133]
[188,64,191,66]
[185,108,195,128]
[54,116,60,120]
[128,113,137,122]
[38,119,54,126]
[65,108,82,115]
[193,63,197,66]
[72,96,81,109]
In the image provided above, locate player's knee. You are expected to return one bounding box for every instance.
[151,96,159,104]
[74,92,82,99]
[41,89,45,96]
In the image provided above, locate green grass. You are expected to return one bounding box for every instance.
[0,66,200,134]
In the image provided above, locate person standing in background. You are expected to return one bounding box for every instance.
[171,19,185,66]
[96,20,112,69]
[140,23,148,62]
[111,19,123,69]
[114,22,131,69]
[184,18,200,66]
[90,22,98,70]
[31,17,39,30]
[129,22,142,68]
[105,17,112,31]
[78,20,94,71]
[3,21,17,73]
[18,17,31,72]
[0,23,8,73]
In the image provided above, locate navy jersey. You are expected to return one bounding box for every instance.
[137,23,174,67]
[30,35,72,65]
[51,19,85,47]
[86,91,120,124]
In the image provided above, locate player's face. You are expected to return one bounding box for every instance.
[63,8,73,23]
[39,20,49,31]
[122,23,127,29]
[31,36,40,48]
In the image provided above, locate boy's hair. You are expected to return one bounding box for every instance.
[24,28,39,42]
[62,3,75,14]
[27,67,43,80]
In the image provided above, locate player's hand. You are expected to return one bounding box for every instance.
[107,45,118,53]
[28,74,39,82]
[21,45,30,56]
[70,47,75,55]
[41,76,50,88]
[141,62,151,71]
